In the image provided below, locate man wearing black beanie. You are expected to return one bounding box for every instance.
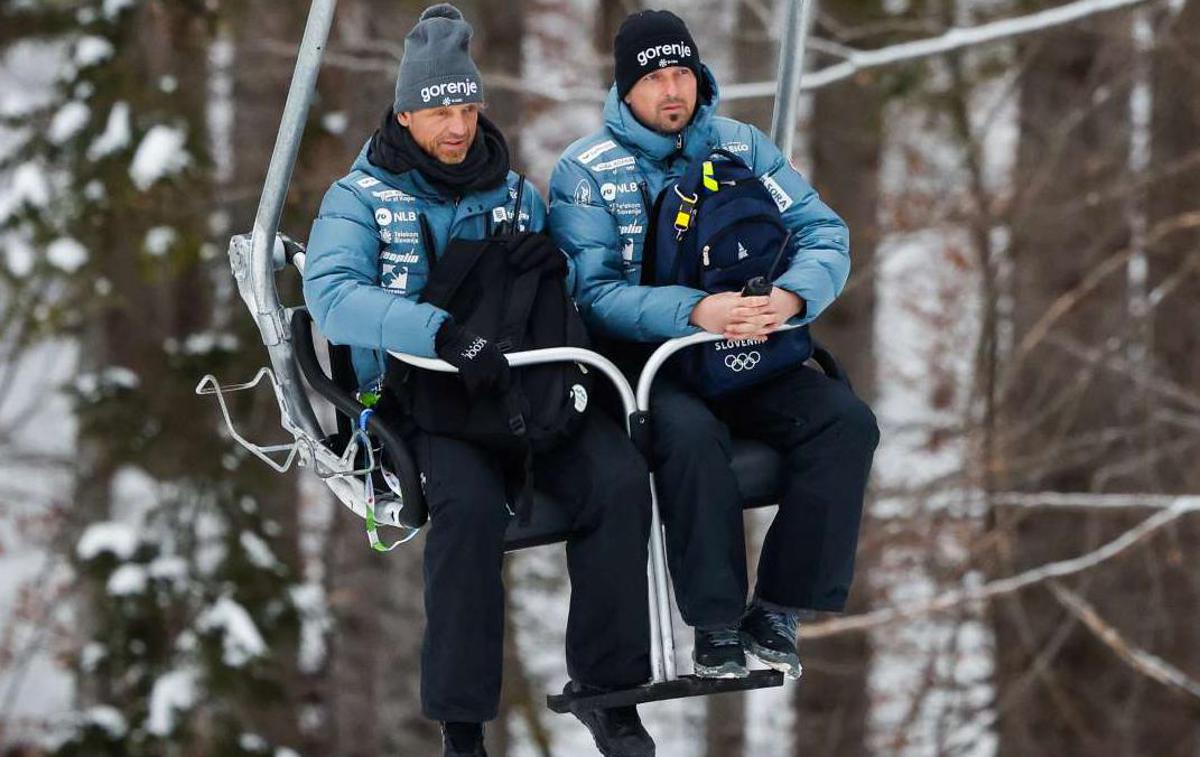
[612,10,706,131]
[549,4,877,713]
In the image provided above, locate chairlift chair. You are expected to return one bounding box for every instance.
[197,0,816,715]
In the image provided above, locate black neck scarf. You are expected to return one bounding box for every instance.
[368,109,511,198]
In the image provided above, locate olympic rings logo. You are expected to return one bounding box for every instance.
[724,351,761,372]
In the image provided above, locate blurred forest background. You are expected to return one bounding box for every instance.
[1,0,1198,755]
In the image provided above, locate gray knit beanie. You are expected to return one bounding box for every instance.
[393,4,485,113]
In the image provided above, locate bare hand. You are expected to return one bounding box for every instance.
[690,292,765,335]
[724,287,805,339]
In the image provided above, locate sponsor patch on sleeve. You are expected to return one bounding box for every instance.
[591,156,636,172]
[576,139,617,165]
[356,176,380,188]
[760,174,793,212]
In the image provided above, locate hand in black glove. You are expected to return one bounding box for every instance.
[504,232,568,277]
[434,320,511,398]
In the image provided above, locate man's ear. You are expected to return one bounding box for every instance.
[396,111,411,127]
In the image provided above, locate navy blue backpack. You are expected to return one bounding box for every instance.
[645,149,813,398]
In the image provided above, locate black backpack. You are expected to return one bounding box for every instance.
[381,224,592,521]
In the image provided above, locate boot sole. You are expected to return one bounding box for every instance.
[692,659,749,679]
[742,636,803,680]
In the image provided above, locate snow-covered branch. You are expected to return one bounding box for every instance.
[722,0,1160,100]
[989,491,1190,509]
[256,40,606,104]
[1050,334,1200,414]
[260,0,1160,108]
[802,496,1200,639]
[1049,582,1200,700]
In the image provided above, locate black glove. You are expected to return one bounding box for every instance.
[434,321,511,398]
[504,232,568,277]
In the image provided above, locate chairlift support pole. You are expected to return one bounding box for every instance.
[769,0,816,161]
[244,0,339,439]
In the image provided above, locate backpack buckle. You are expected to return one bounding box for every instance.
[495,337,514,353]
[508,414,527,436]
[673,186,698,239]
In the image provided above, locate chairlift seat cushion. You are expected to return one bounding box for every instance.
[504,438,782,551]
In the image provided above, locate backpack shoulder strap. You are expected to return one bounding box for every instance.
[418,213,438,269]
[640,184,669,286]
[495,268,542,353]
[418,237,490,308]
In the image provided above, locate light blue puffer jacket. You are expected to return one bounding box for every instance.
[547,67,849,342]
[303,142,548,391]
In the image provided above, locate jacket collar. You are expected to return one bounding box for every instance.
[603,64,720,165]
[350,141,511,210]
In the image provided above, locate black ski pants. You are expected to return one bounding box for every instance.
[651,365,879,627]
[414,412,652,722]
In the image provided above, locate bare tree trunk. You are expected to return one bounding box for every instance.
[794,0,886,752]
[1146,0,1200,492]
[595,0,641,85]
[466,0,526,169]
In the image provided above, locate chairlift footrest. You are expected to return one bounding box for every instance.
[545,670,785,714]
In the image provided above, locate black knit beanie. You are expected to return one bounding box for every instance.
[613,10,701,100]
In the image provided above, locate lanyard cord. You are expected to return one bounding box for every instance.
[357,409,419,552]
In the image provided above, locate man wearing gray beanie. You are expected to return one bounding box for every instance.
[303,5,657,757]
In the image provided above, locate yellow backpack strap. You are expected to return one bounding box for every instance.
[702,161,719,192]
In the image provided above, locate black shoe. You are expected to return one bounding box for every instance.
[692,626,748,679]
[441,722,487,757]
[564,682,656,757]
[739,602,802,679]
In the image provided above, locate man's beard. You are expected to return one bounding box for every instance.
[437,147,469,164]
[654,105,691,134]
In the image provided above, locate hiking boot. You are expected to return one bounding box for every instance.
[740,602,803,679]
[441,722,487,757]
[692,626,748,679]
[564,681,655,757]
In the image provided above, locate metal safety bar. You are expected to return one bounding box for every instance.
[631,326,800,681]
[391,323,798,686]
